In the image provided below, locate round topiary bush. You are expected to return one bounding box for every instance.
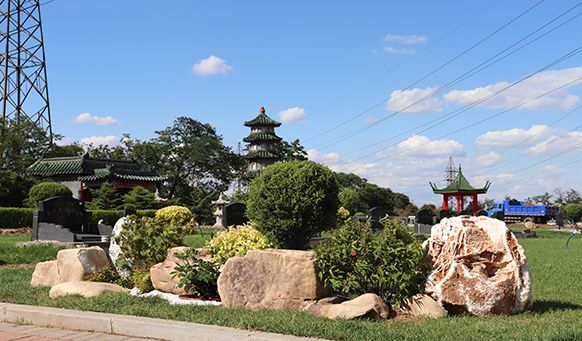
[155,205,193,224]
[562,204,582,223]
[246,160,340,250]
[28,182,73,205]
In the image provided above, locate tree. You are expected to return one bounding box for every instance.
[86,183,122,210]
[334,172,410,215]
[45,142,85,158]
[339,188,360,214]
[526,192,553,206]
[396,203,419,217]
[132,117,246,198]
[0,170,35,207]
[0,118,52,175]
[478,197,496,210]
[246,160,340,250]
[181,185,218,225]
[562,204,582,223]
[275,139,308,162]
[420,203,437,214]
[122,186,157,210]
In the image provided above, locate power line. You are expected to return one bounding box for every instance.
[303,0,548,145]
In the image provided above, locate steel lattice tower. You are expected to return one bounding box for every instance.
[0,0,52,138]
[444,157,457,185]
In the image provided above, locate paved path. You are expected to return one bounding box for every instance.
[0,302,328,341]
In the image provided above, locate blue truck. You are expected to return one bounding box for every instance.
[486,200,559,224]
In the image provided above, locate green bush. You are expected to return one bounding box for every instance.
[0,208,34,228]
[246,160,340,250]
[28,182,72,205]
[130,265,154,292]
[113,215,190,270]
[86,266,129,287]
[205,223,272,263]
[155,205,193,224]
[315,219,430,306]
[562,204,582,223]
[171,248,221,299]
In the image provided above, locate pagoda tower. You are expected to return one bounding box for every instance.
[243,107,282,178]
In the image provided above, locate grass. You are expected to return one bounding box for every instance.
[183,228,224,249]
[1,230,582,340]
[0,234,63,266]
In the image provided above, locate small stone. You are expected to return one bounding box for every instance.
[307,294,390,319]
[30,260,59,287]
[401,294,448,318]
[49,281,129,298]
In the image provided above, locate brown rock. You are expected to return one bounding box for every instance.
[49,281,129,298]
[56,246,110,283]
[401,294,448,318]
[30,246,110,287]
[422,216,532,316]
[217,249,329,310]
[30,260,60,287]
[150,247,212,295]
[307,294,390,319]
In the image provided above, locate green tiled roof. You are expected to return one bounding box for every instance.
[27,154,168,183]
[243,132,282,142]
[430,165,490,194]
[244,150,280,159]
[244,111,282,127]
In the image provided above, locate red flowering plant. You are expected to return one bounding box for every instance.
[315,218,431,306]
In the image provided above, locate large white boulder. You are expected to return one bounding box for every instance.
[422,216,532,316]
[109,217,129,276]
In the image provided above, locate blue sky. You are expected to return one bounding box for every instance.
[42,0,582,206]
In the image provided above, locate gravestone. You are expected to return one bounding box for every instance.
[491,211,504,222]
[476,209,488,217]
[368,207,386,231]
[31,196,111,243]
[436,209,451,223]
[123,208,137,217]
[556,212,564,229]
[458,210,471,216]
[223,203,249,228]
[414,209,434,235]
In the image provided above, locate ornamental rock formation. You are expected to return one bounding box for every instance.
[422,216,532,316]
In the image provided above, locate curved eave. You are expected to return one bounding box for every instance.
[243,114,282,127]
[244,150,280,159]
[243,133,282,142]
[430,180,491,194]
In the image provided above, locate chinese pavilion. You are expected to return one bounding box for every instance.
[27,153,168,202]
[243,107,282,178]
[429,165,490,214]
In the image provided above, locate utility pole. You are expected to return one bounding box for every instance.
[0,0,52,141]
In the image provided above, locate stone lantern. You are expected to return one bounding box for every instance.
[212,193,230,227]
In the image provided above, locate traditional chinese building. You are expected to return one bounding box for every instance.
[243,107,282,178]
[430,165,490,214]
[27,153,168,201]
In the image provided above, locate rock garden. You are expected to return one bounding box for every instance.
[1,161,582,340]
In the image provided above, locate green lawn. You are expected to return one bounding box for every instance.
[1,229,582,341]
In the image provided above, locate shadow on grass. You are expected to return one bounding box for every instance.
[532,300,582,313]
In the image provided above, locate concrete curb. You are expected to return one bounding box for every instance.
[0,302,329,341]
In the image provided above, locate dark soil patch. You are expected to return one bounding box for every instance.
[0,227,32,235]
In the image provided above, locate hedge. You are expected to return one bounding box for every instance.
[0,208,35,229]
[0,208,158,229]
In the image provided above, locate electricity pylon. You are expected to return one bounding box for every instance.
[0,0,52,139]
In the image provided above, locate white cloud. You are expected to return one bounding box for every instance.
[525,131,582,156]
[383,34,427,44]
[71,113,122,126]
[55,137,74,146]
[192,55,232,77]
[474,151,503,167]
[364,116,378,123]
[391,135,465,158]
[475,125,554,150]
[443,66,582,110]
[384,86,443,114]
[277,107,307,124]
[80,135,120,146]
[384,47,416,54]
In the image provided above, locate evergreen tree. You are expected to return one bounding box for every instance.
[86,183,122,210]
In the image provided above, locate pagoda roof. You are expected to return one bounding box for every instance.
[430,165,490,194]
[243,132,282,142]
[27,154,168,183]
[244,107,282,127]
[244,150,280,159]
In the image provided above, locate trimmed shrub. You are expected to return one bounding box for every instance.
[315,219,430,306]
[562,204,582,223]
[155,205,193,224]
[205,223,272,263]
[246,160,340,250]
[28,182,72,206]
[0,208,34,228]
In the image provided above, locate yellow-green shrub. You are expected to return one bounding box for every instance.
[205,223,272,263]
[155,205,193,224]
